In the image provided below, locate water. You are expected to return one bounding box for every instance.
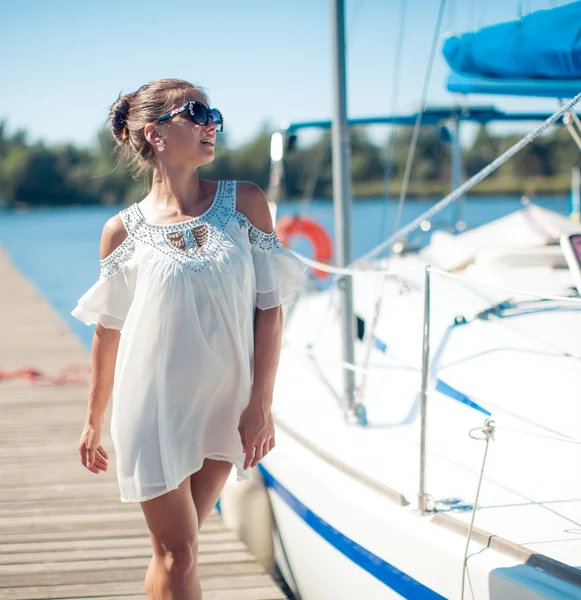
[0,195,570,350]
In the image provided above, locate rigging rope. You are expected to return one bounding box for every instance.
[563,111,581,153]
[293,250,581,308]
[495,425,581,446]
[363,0,444,404]
[461,419,496,600]
[447,0,456,31]
[392,0,448,236]
[347,0,365,52]
[292,250,422,277]
[301,136,329,207]
[380,0,407,237]
[477,0,488,29]
[430,267,581,359]
[567,108,581,134]
[468,0,476,32]
[430,267,581,305]
[517,0,531,21]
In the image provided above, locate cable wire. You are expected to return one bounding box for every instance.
[392,0,448,236]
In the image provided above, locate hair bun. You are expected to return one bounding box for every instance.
[110,95,132,144]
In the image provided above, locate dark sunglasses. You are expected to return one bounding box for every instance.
[154,100,224,133]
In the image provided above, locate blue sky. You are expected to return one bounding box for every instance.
[0,0,572,149]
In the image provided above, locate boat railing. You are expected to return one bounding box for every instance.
[288,253,581,514]
[417,265,581,514]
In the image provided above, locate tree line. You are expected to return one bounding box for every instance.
[0,119,579,208]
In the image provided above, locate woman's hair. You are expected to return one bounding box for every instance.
[108,78,208,178]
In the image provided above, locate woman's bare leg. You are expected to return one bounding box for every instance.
[141,459,234,599]
[190,458,234,528]
[141,479,202,600]
[145,551,158,600]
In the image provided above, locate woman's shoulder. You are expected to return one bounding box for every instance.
[100,214,129,261]
[234,181,273,233]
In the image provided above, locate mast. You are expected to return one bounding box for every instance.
[330,0,356,416]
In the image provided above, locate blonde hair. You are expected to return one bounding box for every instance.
[108,78,208,178]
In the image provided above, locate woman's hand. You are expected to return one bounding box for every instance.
[78,422,109,474]
[238,404,275,470]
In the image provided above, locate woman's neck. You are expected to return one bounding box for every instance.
[149,166,206,213]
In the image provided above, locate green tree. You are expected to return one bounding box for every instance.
[3,144,70,206]
[2,115,580,207]
[389,126,450,182]
[465,125,502,178]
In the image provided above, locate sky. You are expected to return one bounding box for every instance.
[0,0,574,150]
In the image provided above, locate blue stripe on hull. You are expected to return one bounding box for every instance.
[435,379,492,416]
[258,464,445,599]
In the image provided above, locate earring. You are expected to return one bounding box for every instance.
[156,139,165,152]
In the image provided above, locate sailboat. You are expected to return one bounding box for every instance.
[221,2,581,598]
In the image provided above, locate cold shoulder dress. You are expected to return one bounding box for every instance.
[72,180,306,502]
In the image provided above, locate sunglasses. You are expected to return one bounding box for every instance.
[154,100,224,133]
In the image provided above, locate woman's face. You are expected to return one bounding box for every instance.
[155,89,219,168]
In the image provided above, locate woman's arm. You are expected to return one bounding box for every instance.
[236,182,283,468]
[251,305,282,409]
[236,181,284,407]
[77,215,127,474]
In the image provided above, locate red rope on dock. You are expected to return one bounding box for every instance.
[0,364,90,385]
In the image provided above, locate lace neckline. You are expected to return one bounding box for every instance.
[118,180,236,274]
[132,180,223,231]
[104,180,283,278]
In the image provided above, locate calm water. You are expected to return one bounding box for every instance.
[0,195,570,349]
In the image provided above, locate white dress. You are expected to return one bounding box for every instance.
[72,180,306,503]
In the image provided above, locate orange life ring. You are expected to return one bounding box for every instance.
[276,215,333,279]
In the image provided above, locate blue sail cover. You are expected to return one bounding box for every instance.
[443,2,581,80]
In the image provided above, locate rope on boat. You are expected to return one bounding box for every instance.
[380,0,408,237]
[293,251,581,305]
[495,425,581,446]
[392,0,448,235]
[461,419,496,600]
[563,110,581,152]
[430,267,581,305]
[366,0,445,405]
[291,250,423,277]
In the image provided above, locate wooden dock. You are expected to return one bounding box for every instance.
[0,250,287,600]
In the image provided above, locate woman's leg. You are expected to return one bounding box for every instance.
[189,458,234,528]
[141,478,202,600]
[145,553,158,600]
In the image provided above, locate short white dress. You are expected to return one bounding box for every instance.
[72,180,306,503]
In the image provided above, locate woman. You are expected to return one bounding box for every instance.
[72,78,306,599]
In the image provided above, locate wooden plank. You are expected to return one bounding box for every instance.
[0,250,286,600]
[0,530,237,554]
[0,527,230,545]
[0,541,248,565]
[77,594,287,600]
[0,518,226,537]
[0,559,267,587]
[1,586,286,600]
[0,576,283,599]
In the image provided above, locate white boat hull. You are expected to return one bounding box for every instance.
[224,205,581,600]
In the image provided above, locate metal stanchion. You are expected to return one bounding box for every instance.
[418,266,432,514]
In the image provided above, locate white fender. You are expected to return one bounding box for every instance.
[219,467,275,571]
